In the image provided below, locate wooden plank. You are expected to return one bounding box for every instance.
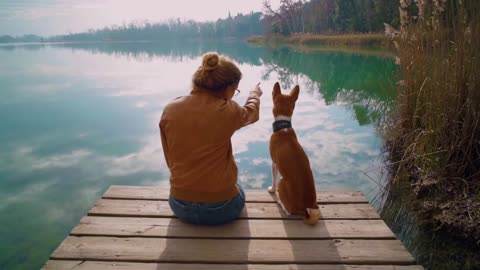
[71,216,395,239]
[50,237,416,264]
[88,199,380,219]
[103,185,369,204]
[43,260,424,270]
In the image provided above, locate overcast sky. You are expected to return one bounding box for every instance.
[0,0,281,36]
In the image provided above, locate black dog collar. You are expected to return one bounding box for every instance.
[273,120,292,132]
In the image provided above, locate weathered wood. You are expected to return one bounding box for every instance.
[71,216,395,239]
[43,261,424,270]
[51,237,415,264]
[44,186,422,270]
[89,199,380,219]
[103,185,369,204]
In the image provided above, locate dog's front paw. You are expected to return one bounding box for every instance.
[268,186,275,193]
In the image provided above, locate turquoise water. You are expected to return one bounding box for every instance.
[0,42,396,269]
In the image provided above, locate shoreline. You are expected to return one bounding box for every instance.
[0,38,242,47]
[384,144,480,245]
[246,33,394,57]
[378,177,480,269]
[0,36,395,58]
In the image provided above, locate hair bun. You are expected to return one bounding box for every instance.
[202,52,219,71]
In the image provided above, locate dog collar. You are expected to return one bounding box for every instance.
[273,120,292,132]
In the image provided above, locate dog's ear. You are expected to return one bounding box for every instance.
[273,82,281,98]
[290,85,299,101]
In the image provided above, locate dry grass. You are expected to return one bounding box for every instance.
[384,0,480,242]
[247,33,388,48]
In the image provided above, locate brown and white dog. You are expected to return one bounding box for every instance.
[268,82,320,225]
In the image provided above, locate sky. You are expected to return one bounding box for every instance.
[0,0,281,36]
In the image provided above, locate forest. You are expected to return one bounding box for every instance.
[0,0,400,43]
[263,0,398,34]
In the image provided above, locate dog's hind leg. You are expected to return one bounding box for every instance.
[278,200,291,216]
[268,162,279,193]
[277,180,291,215]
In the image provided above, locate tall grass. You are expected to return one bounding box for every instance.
[384,0,480,240]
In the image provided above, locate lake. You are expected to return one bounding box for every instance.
[0,41,397,270]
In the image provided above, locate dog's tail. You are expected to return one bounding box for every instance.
[303,208,320,225]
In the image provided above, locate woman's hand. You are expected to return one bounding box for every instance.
[251,82,263,98]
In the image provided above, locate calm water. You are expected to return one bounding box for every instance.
[0,41,397,269]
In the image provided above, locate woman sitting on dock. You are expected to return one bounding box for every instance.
[159,52,263,225]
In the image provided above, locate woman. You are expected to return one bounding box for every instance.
[159,52,263,225]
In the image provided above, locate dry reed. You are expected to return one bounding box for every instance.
[384,0,480,241]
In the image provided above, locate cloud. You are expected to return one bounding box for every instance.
[302,130,379,173]
[252,158,271,166]
[5,147,92,172]
[0,178,59,210]
[34,150,92,169]
[30,82,72,93]
[238,172,268,189]
[0,1,73,21]
[104,135,168,177]
[134,101,149,108]
[11,8,69,21]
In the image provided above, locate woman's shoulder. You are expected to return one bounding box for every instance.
[225,99,243,111]
[165,95,188,107]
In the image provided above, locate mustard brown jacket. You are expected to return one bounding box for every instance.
[159,88,260,203]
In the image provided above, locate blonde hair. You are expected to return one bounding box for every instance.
[192,52,242,92]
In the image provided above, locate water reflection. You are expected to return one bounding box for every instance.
[0,42,396,269]
[48,41,265,65]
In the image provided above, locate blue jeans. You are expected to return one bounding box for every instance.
[168,185,245,225]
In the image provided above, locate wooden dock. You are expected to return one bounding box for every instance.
[43,185,423,270]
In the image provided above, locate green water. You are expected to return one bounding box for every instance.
[0,41,397,270]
